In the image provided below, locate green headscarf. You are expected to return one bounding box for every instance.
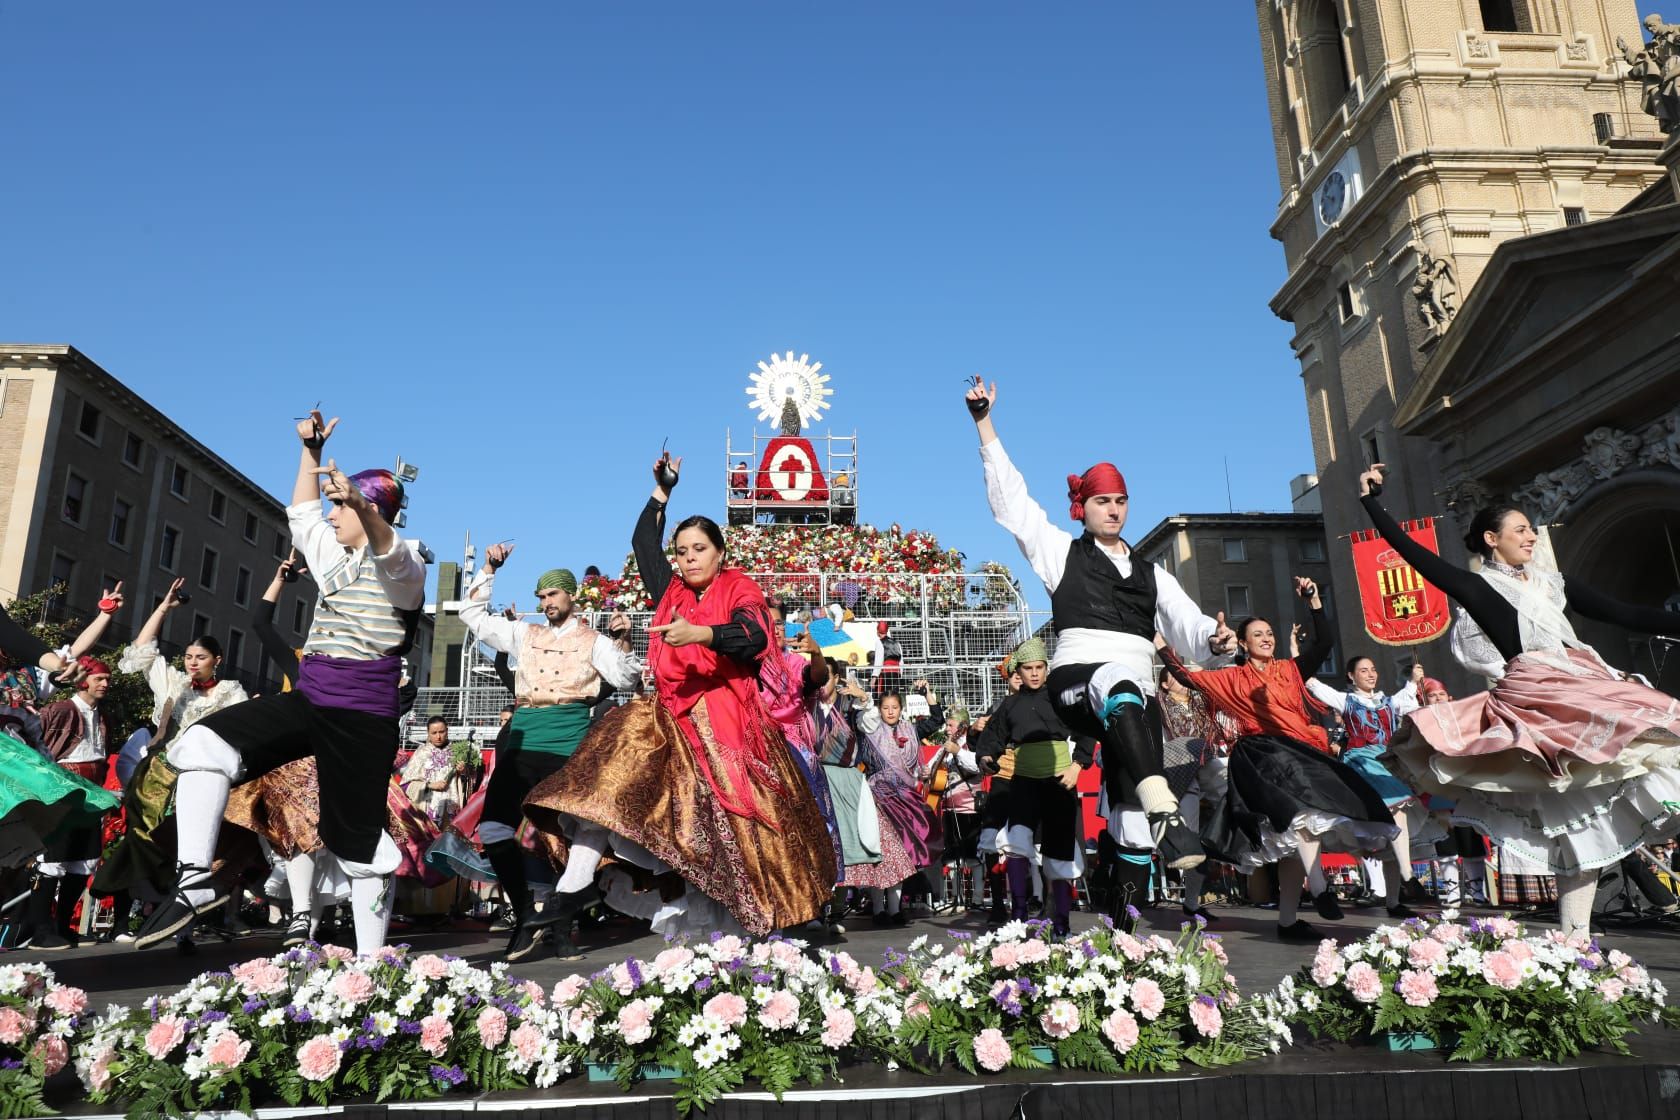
[1009,636,1049,671]
[536,569,577,594]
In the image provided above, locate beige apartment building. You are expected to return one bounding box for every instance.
[0,344,316,692]
[1253,0,1670,690]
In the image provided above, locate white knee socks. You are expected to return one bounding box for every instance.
[1278,853,1307,927]
[284,853,320,930]
[555,824,607,894]
[173,771,231,904]
[349,875,390,957]
[1557,870,1599,939]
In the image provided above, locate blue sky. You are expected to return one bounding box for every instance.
[3,3,1304,611]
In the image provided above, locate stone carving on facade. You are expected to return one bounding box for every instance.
[1507,406,1680,521]
[1619,15,1680,134]
[1466,35,1492,59]
[1638,411,1680,467]
[1409,242,1459,339]
[1440,478,1493,523]
[1566,39,1591,62]
[1582,426,1642,479]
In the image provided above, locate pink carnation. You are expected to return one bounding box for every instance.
[1608,949,1633,969]
[44,986,88,1017]
[703,992,749,1028]
[1620,965,1649,989]
[1430,923,1466,945]
[990,943,1021,970]
[1480,951,1523,991]
[1189,999,1223,1038]
[411,954,449,981]
[296,1035,342,1082]
[770,941,803,967]
[712,934,745,959]
[851,967,879,995]
[609,962,640,995]
[1041,999,1080,1040]
[758,990,801,1031]
[1018,939,1050,964]
[905,996,931,1021]
[652,946,695,975]
[233,960,289,997]
[618,999,657,1044]
[203,1028,251,1070]
[820,1007,856,1049]
[1112,932,1147,962]
[1205,937,1229,965]
[1130,977,1165,1021]
[552,975,588,1007]
[1397,969,1439,1008]
[477,1006,509,1048]
[1504,940,1535,964]
[973,1027,1012,1072]
[419,1014,453,1057]
[321,944,355,962]
[1102,1009,1139,1053]
[144,1016,187,1060]
[509,1022,543,1063]
[1597,978,1627,1002]
[1485,917,1520,939]
[1345,962,1383,1003]
[1310,957,1343,987]
[1407,938,1447,970]
[332,970,377,1005]
[85,1047,115,1093]
[31,1037,68,1076]
[0,1008,27,1046]
[519,979,545,1006]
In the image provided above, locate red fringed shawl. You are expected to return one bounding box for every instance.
[649,568,789,826]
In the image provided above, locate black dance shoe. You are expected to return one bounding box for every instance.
[136,888,228,949]
[1276,920,1320,942]
[1148,812,1206,871]
[526,884,601,931]
[1314,890,1344,921]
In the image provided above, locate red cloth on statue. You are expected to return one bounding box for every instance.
[649,567,790,826]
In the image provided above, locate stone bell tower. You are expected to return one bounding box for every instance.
[1254,0,1668,681]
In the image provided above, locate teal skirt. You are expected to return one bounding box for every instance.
[0,735,120,868]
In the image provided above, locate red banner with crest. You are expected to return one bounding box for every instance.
[1349,517,1451,646]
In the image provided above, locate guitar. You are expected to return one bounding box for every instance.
[921,736,956,812]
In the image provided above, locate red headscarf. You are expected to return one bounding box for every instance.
[76,655,112,685]
[1066,463,1127,520]
[649,567,788,827]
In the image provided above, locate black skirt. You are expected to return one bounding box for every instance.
[1202,734,1394,868]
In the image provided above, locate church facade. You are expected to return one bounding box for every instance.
[1254,0,1671,686]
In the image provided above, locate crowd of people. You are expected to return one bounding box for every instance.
[2,383,1680,969]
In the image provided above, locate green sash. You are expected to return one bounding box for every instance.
[507,702,593,756]
[1012,739,1072,780]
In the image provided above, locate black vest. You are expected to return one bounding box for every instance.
[1050,535,1158,638]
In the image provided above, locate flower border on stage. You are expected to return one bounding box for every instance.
[5,915,1675,1118]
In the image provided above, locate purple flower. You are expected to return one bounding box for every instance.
[242,999,265,1014]
[368,1035,387,1051]
[628,960,645,988]
[710,931,725,943]
[751,969,775,985]
[288,1006,313,1024]
[1080,941,1098,960]
[398,1019,423,1035]
[949,931,973,942]
[1196,995,1218,1007]
[201,1010,228,1023]
[881,950,906,969]
[429,1063,467,1086]
[1125,904,1141,921]
[1016,979,1037,997]
[361,1016,377,1031]
[827,958,843,976]
[727,957,744,971]
[0,1059,22,1071]
[694,977,714,993]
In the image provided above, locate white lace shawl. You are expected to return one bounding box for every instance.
[1449,567,1603,681]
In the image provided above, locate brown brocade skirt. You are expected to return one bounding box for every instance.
[223,759,443,882]
[524,694,836,936]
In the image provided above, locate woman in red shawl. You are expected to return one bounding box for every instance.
[525,450,836,937]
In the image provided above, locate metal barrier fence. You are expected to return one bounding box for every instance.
[407,603,1054,743]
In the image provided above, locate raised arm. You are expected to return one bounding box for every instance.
[968,380,1074,592]
[131,577,185,652]
[1292,579,1332,678]
[1303,676,1349,712]
[458,546,522,654]
[66,581,124,658]
[253,560,301,683]
[634,450,680,606]
[1358,467,1520,658]
[1564,580,1680,639]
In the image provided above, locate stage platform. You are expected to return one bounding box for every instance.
[18,902,1680,1119]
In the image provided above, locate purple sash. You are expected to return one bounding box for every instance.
[297,653,402,718]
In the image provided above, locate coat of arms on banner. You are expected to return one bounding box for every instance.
[1349,518,1451,645]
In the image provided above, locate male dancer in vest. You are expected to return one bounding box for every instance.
[459,542,640,960]
[966,380,1235,869]
[137,409,428,957]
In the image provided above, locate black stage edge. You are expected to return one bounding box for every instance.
[48,1035,1680,1120]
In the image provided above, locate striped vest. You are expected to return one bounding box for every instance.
[305,552,413,660]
